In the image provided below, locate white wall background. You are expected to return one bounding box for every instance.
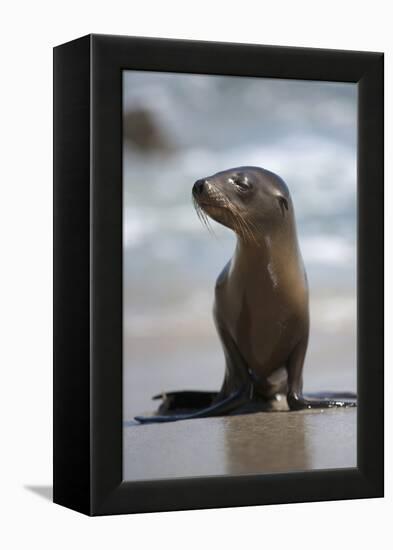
[0,1,390,548]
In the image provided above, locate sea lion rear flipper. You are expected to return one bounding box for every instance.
[134,387,248,423]
[134,323,254,423]
[152,390,219,413]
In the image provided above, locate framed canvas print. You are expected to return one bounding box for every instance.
[53,34,384,516]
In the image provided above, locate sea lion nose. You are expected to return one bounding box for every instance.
[193,179,207,196]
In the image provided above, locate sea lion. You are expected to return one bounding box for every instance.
[135,166,356,423]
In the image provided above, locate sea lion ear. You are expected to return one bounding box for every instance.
[277,196,289,215]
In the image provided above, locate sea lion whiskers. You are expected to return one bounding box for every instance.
[235,211,260,247]
[226,202,261,247]
[213,187,262,247]
[192,195,215,236]
[202,183,261,246]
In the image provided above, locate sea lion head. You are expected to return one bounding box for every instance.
[192,166,292,243]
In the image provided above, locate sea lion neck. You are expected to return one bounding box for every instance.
[233,220,301,272]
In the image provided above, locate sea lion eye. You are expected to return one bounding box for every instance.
[277,196,289,215]
[231,175,251,192]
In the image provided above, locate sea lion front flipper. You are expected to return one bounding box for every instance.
[288,393,356,410]
[286,339,357,410]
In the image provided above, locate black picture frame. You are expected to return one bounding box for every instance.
[53,34,384,516]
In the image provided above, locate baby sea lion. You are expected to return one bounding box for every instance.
[135,166,356,423]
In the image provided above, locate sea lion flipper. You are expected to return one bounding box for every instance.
[286,339,357,410]
[152,390,218,400]
[134,388,248,424]
[137,326,252,423]
[152,390,218,412]
[288,393,356,410]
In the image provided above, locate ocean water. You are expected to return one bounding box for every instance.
[122,71,357,419]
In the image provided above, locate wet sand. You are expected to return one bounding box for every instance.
[124,408,356,481]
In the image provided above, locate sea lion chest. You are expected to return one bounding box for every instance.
[214,255,305,377]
